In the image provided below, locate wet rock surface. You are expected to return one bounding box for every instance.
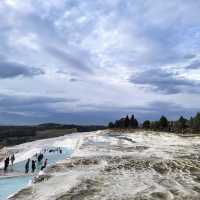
[10,131,200,200]
[9,187,33,200]
[33,173,52,183]
[56,179,102,200]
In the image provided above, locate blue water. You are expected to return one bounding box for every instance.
[0,147,73,200]
[14,148,73,173]
[0,176,30,200]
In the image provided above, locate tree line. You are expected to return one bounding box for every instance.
[108,112,200,134]
[0,124,106,147]
[108,115,139,129]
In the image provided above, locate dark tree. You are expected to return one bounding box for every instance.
[177,116,187,129]
[159,116,168,129]
[124,115,130,128]
[192,113,200,130]
[108,122,114,128]
[130,115,139,128]
[143,120,150,129]
[118,118,126,128]
[189,117,194,129]
[133,119,139,128]
[130,115,135,128]
[150,121,160,130]
[114,120,120,128]
[107,112,200,134]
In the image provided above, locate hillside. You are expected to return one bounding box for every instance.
[0,123,105,147]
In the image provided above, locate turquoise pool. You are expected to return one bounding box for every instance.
[0,176,31,200]
[0,147,73,200]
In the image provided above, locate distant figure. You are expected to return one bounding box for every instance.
[41,159,48,170]
[7,157,10,165]
[37,154,43,170]
[38,153,44,162]
[49,149,53,153]
[59,149,62,154]
[44,158,48,167]
[4,159,7,171]
[4,157,9,171]
[49,149,55,153]
[31,160,36,173]
[25,158,30,173]
[11,154,15,165]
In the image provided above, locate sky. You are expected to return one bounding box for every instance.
[0,0,200,125]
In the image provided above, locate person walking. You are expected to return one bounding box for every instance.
[7,157,10,166]
[41,158,48,170]
[31,160,36,173]
[4,157,9,171]
[11,154,15,165]
[25,158,30,173]
[37,153,43,170]
[38,153,44,162]
[44,158,48,167]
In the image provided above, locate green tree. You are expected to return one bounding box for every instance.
[159,116,168,129]
[192,112,200,130]
[177,116,187,129]
[143,120,150,129]
[189,117,194,129]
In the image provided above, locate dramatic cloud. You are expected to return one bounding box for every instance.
[130,69,197,94]
[0,0,200,124]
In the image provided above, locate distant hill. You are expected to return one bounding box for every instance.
[37,123,105,132]
[0,123,106,147]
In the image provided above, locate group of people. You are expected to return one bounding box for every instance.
[44,147,62,154]
[25,153,48,174]
[4,154,15,171]
[3,147,63,173]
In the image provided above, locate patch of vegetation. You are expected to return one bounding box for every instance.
[108,112,200,134]
[0,123,106,147]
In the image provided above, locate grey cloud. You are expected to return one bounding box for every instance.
[69,78,78,82]
[56,69,69,75]
[0,61,44,78]
[46,46,93,74]
[0,1,200,125]
[0,94,77,107]
[130,69,196,94]
[0,103,197,125]
[0,93,79,124]
[68,101,198,124]
[56,70,79,81]
[183,54,196,60]
[0,110,111,125]
[136,101,198,121]
[185,60,200,69]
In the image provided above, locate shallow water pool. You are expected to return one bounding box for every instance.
[0,176,30,200]
[14,147,73,173]
[0,147,73,200]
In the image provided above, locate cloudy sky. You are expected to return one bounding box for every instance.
[0,0,200,125]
